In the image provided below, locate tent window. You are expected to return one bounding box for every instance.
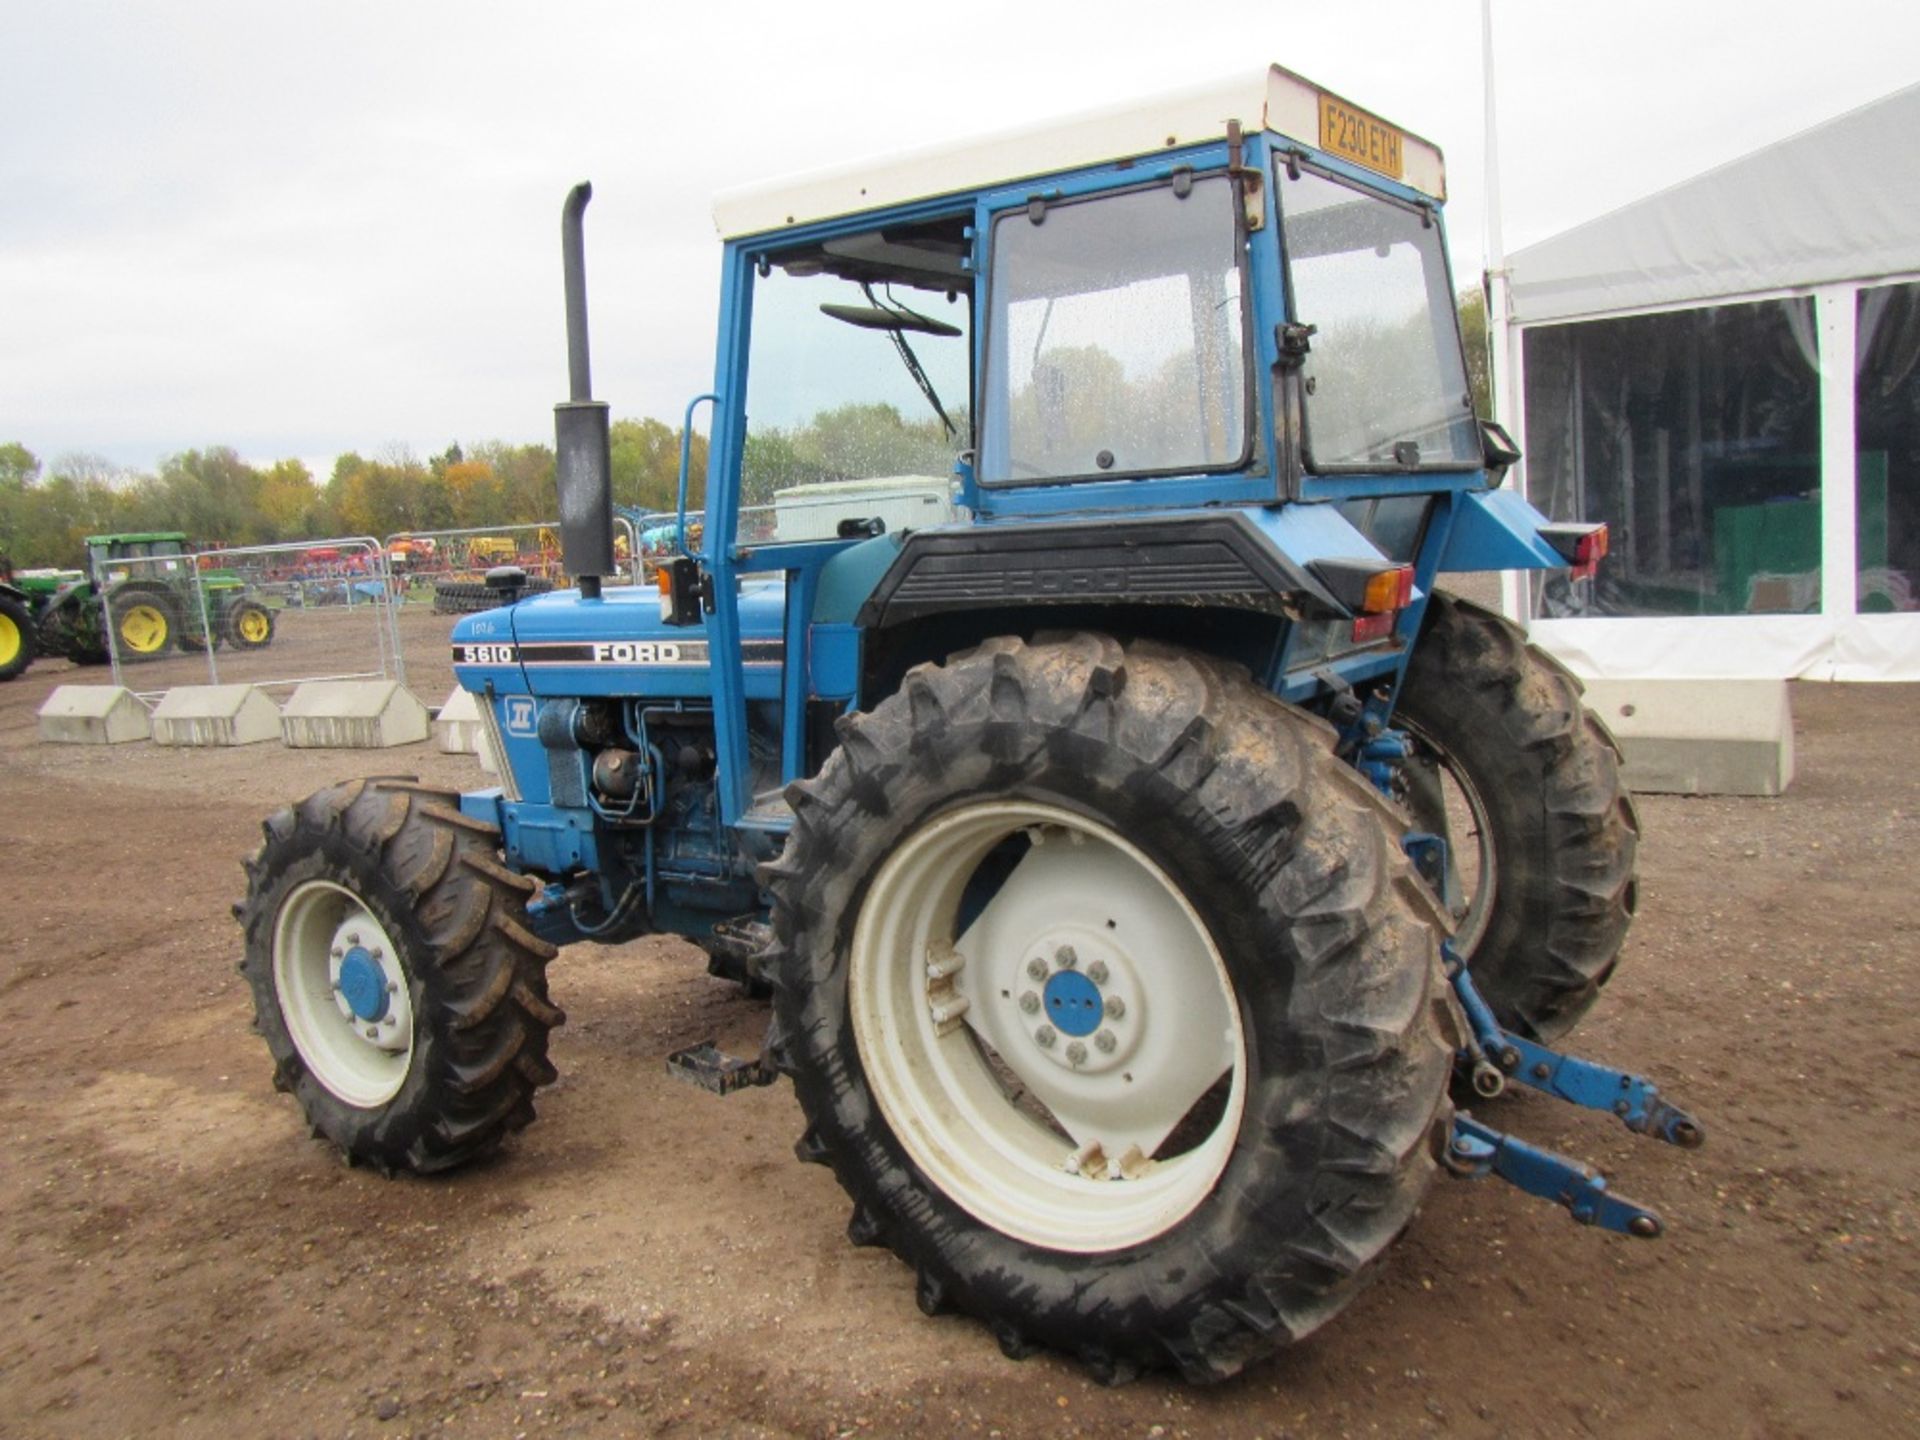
[1522,298,1821,617]
[1856,281,1920,613]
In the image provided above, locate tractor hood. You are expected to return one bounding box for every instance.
[450,579,787,701]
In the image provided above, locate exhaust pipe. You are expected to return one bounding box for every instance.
[554,182,615,600]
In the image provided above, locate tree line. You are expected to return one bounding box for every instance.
[0,419,708,570]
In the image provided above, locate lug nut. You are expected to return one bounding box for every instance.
[1035,1026,1057,1049]
[1065,1041,1088,1065]
[1105,996,1127,1020]
[1018,991,1040,1014]
[1026,958,1048,982]
[347,932,362,946]
[331,946,344,960]
[1054,945,1077,969]
[371,947,384,960]
[1086,960,1109,986]
[387,981,399,994]
[1094,1029,1117,1054]
[364,1026,380,1040]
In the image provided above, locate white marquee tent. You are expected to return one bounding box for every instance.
[1498,83,1920,681]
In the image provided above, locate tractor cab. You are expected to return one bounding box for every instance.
[84,531,192,585]
[632,69,1522,824]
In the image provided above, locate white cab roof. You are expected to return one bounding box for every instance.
[712,64,1445,240]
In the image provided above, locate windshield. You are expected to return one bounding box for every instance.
[1279,165,1477,470]
[980,176,1249,484]
[739,242,970,547]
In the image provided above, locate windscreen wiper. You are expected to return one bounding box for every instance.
[861,283,958,440]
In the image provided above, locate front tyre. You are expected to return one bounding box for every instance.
[1395,593,1639,1042]
[764,634,1458,1383]
[226,598,275,649]
[237,778,564,1173]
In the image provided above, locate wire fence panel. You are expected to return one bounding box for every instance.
[100,536,406,697]
[383,519,652,612]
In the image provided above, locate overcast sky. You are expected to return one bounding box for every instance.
[3,0,1914,480]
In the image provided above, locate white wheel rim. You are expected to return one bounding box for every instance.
[849,801,1246,1253]
[272,879,415,1108]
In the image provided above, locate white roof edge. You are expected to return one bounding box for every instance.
[711,64,1446,240]
[1508,81,1920,326]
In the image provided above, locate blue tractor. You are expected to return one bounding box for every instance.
[238,66,1698,1383]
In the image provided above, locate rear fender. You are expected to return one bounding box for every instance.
[1437,488,1566,573]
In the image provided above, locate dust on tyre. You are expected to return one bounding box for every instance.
[1394,592,1639,1042]
[763,633,1458,1383]
[236,778,564,1173]
[226,598,275,649]
[0,593,33,681]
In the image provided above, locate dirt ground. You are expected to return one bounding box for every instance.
[1,608,1916,1439]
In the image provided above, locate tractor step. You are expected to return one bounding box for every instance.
[665,1040,777,1096]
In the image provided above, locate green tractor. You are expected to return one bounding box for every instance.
[23,532,276,670]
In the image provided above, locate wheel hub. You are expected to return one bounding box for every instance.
[321,914,410,1055]
[336,947,390,1022]
[1019,932,1137,1074]
[1041,968,1101,1035]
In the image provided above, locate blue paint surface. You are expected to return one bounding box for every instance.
[1043,969,1103,1037]
[337,947,389,1023]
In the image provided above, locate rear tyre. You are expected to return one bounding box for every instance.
[109,587,178,661]
[763,634,1458,1383]
[0,594,33,681]
[225,598,276,649]
[1395,593,1639,1042]
[237,779,564,1173]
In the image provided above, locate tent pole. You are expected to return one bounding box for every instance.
[1483,0,1526,623]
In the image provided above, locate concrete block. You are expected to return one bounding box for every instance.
[281,680,430,749]
[432,687,497,774]
[37,685,150,744]
[433,686,481,752]
[151,684,281,746]
[1579,678,1794,796]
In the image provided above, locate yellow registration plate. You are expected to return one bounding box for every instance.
[1318,94,1405,180]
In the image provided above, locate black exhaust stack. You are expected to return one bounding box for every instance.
[554,182,615,599]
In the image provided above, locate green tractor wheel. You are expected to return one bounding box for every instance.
[110,588,179,661]
[225,599,275,650]
[0,594,34,682]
